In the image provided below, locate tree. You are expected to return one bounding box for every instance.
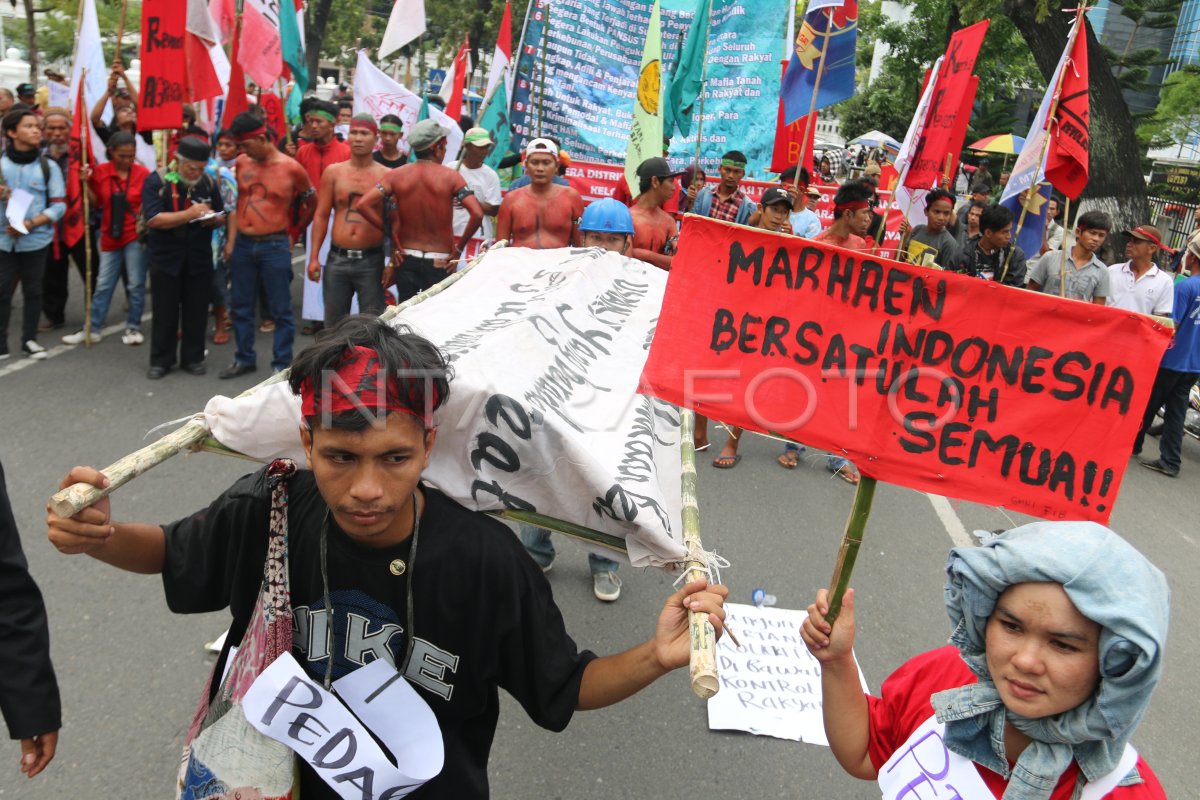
[21,0,142,67]
[1004,0,1150,230]
[1100,0,1182,94]
[1138,65,1200,151]
[839,69,920,141]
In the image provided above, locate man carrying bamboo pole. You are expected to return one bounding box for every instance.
[46,315,728,800]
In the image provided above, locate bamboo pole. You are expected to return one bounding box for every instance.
[1058,196,1072,298]
[536,5,550,138]
[1001,10,1083,283]
[679,409,720,699]
[824,475,877,624]
[114,0,130,67]
[792,9,833,191]
[50,247,503,518]
[81,69,94,348]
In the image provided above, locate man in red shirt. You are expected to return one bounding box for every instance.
[295,100,350,334]
[813,180,874,252]
[63,131,149,346]
[628,157,681,271]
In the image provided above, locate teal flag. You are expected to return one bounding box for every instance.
[663,0,710,138]
[479,79,513,170]
[280,2,308,122]
[410,97,430,163]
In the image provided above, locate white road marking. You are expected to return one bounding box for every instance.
[925,493,976,548]
[0,317,152,379]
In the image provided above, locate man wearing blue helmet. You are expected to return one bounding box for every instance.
[578,198,634,253]
[520,196,634,601]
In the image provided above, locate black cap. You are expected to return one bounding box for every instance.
[761,187,792,207]
[637,156,685,182]
[176,135,211,162]
[16,83,34,96]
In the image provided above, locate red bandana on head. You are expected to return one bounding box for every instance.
[298,346,436,424]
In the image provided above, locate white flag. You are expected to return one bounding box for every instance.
[352,50,463,166]
[381,0,427,59]
[69,0,110,164]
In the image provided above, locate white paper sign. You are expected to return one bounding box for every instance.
[5,188,34,234]
[877,714,992,799]
[707,602,869,744]
[243,653,443,800]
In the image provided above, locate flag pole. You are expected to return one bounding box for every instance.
[1001,9,1083,283]
[114,0,130,67]
[80,68,94,349]
[1058,196,1072,297]
[691,0,714,173]
[792,8,834,191]
[537,4,550,138]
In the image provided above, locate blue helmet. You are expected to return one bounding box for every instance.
[579,198,635,235]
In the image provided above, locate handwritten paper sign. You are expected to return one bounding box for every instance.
[640,216,1174,522]
[706,603,868,744]
[243,654,443,800]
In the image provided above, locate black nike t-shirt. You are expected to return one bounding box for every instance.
[162,467,595,799]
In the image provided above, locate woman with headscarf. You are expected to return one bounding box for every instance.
[801,521,1168,799]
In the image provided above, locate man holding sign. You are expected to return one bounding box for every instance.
[47,316,728,800]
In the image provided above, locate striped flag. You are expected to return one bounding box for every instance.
[484,0,513,106]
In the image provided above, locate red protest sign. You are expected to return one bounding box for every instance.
[640,216,1172,522]
[904,20,989,190]
[137,0,187,132]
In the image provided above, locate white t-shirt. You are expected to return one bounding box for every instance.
[1106,261,1174,316]
[450,162,502,242]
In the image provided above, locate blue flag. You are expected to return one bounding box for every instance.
[1001,184,1053,261]
[781,0,858,125]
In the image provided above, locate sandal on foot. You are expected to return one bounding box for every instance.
[833,465,860,485]
[712,454,742,469]
[777,452,799,470]
[695,441,711,452]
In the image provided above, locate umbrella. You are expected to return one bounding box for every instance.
[968,134,1026,155]
[848,130,902,151]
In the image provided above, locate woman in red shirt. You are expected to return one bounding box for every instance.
[802,522,1168,799]
[62,132,149,346]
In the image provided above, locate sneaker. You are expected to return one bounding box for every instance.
[121,328,145,345]
[592,571,622,602]
[21,340,48,360]
[1139,458,1179,478]
[62,329,102,345]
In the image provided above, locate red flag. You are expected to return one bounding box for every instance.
[62,81,90,249]
[904,20,989,190]
[445,35,470,121]
[770,61,817,176]
[942,75,979,188]
[259,92,286,141]
[138,0,188,130]
[1045,23,1090,200]
[223,31,250,125]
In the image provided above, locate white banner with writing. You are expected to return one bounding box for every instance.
[203,246,687,568]
[243,654,443,800]
[707,603,869,744]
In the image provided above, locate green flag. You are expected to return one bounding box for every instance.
[664,0,710,138]
[410,97,430,163]
[626,0,664,199]
[479,79,513,171]
[280,2,308,123]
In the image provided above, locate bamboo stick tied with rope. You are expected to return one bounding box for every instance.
[678,410,720,699]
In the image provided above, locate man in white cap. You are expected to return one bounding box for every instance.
[495,138,584,249]
[354,118,484,301]
[450,127,503,251]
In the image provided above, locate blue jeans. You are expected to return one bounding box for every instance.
[519,525,619,574]
[784,442,849,472]
[230,236,294,371]
[90,241,146,331]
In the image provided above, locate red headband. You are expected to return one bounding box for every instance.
[298,346,438,424]
[835,200,870,213]
[350,118,378,133]
[235,125,268,142]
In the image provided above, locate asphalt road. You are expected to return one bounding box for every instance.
[0,264,1197,799]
